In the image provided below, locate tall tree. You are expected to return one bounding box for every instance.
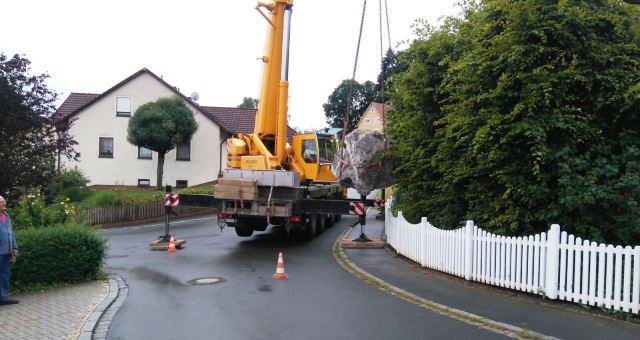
[238,97,259,109]
[127,96,198,188]
[377,48,406,98]
[323,79,379,133]
[0,53,78,202]
[389,0,640,244]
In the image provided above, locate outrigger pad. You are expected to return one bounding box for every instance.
[333,129,395,196]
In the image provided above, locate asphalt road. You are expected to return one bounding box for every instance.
[103,215,506,340]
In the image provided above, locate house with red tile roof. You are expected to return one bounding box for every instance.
[54,68,295,188]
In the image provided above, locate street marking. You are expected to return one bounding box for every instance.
[102,216,217,233]
[332,226,559,340]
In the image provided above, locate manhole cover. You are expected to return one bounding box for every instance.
[187,277,226,286]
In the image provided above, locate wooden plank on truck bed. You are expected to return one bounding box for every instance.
[217,178,257,187]
[214,190,258,200]
[214,185,258,194]
[214,185,258,196]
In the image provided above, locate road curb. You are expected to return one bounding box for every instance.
[78,273,128,340]
[332,226,559,340]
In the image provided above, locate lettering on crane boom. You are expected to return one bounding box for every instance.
[165,194,180,207]
[349,202,366,215]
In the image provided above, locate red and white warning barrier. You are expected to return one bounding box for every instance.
[349,202,366,215]
[164,194,180,207]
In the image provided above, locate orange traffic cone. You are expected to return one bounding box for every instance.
[168,234,177,253]
[272,252,288,279]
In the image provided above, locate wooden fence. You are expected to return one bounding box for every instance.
[74,202,210,225]
[385,199,640,314]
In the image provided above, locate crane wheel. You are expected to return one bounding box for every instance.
[302,214,317,241]
[235,227,254,237]
[326,214,336,228]
[234,217,254,237]
[316,214,326,235]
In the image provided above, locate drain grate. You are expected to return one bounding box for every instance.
[187,277,226,286]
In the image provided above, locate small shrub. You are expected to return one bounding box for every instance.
[11,223,107,289]
[91,191,116,207]
[179,186,214,195]
[11,192,46,229]
[62,186,82,202]
[10,193,76,229]
[47,167,89,201]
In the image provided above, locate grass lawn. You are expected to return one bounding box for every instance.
[76,186,214,208]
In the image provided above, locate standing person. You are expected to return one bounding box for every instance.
[0,195,19,305]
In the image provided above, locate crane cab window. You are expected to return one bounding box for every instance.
[302,139,317,163]
[318,137,336,163]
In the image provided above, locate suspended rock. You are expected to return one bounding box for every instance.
[333,129,395,196]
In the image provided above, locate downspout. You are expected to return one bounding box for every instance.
[56,130,61,173]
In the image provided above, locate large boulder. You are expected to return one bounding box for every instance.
[332,129,394,196]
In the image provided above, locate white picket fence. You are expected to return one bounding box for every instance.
[385,201,640,314]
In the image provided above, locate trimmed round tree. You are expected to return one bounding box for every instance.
[127,96,198,188]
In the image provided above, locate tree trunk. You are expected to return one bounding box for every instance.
[157,152,165,189]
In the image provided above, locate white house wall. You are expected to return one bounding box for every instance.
[64,73,222,187]
[357,106,383,131]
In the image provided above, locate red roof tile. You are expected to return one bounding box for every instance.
[372,102,389,115]
[53,93,99,121]
[201,106,295,142]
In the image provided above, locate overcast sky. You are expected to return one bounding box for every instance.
[1,0,459,130]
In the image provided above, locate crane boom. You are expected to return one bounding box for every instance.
[254,0,292,165]
[226,0,337,183]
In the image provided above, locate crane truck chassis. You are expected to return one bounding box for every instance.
[165,177,378,241]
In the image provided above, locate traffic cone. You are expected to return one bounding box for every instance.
[168,234,177,253]
[272,252,288,279]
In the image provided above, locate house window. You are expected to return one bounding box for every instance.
[176,142,191,161]
[364,118,370,124]
[116,96,131,117]
[99,137,114,158]
[176,180,188,188]
[138,146,152,159]
[138,179,151,187]
[374,117,381,124]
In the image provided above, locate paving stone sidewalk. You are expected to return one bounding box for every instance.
[0,280,108,340]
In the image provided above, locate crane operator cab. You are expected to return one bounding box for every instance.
[290,133,338,182]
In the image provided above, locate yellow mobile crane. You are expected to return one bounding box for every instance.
[165,0,376,241]
[226,0,335,182]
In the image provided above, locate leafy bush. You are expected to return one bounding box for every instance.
[11,223,106,289]
[47,167,89,202]
[84,190,117,208]
[179,185,214,195]
[9,192,75,229]
[62,186,82,202]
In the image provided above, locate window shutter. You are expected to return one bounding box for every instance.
[116,97,131,114]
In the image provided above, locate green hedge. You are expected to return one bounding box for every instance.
[11,224,107,289]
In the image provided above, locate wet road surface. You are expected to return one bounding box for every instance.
[104,216,506,340]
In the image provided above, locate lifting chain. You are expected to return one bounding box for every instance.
[337,0,393,188]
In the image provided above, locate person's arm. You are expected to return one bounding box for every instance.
[8,216,18,255]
